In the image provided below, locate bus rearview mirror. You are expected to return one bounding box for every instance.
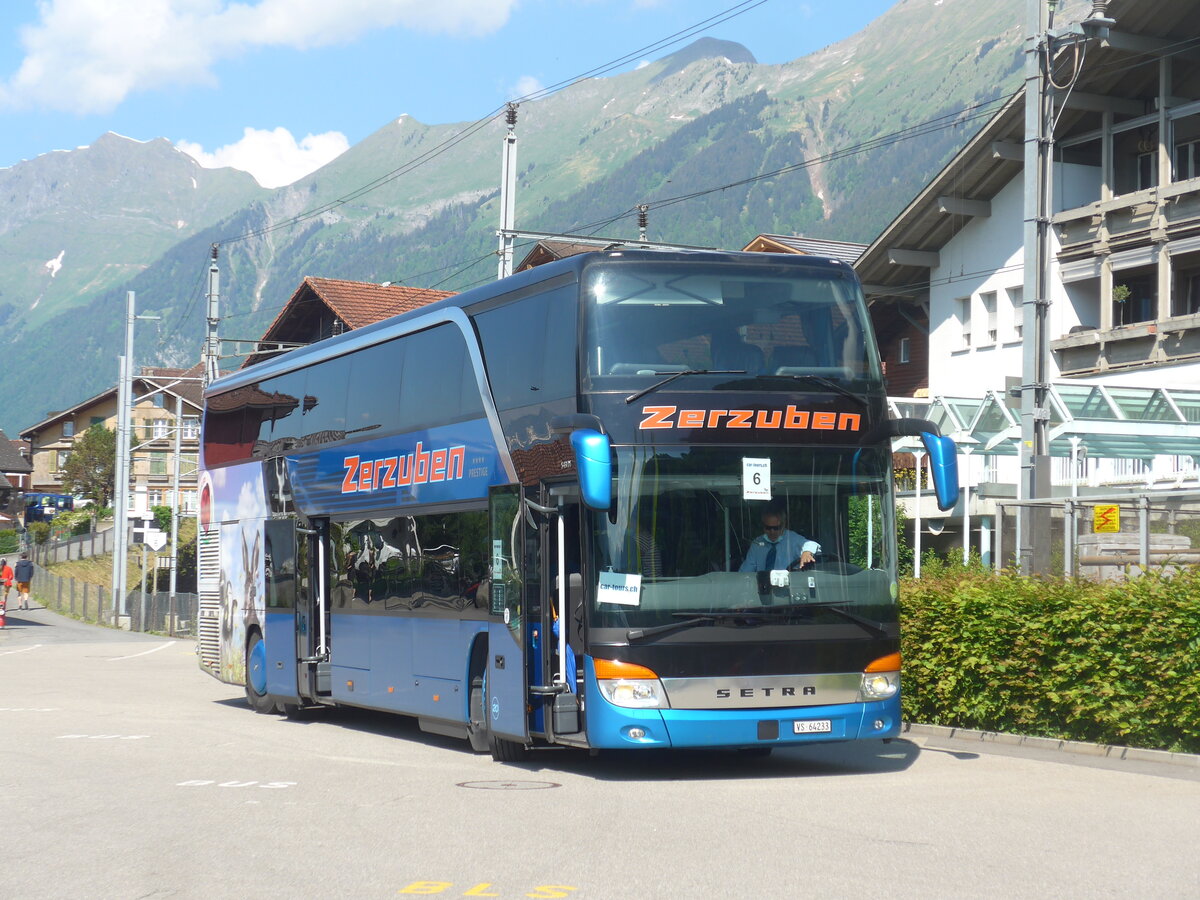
[570,429,612,510]
[921,432,959,512]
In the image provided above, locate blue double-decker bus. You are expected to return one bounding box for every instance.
[198,249,956,760]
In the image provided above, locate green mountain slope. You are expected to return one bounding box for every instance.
[1,0,1046,434]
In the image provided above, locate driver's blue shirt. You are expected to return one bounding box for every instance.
[738,529,821,572]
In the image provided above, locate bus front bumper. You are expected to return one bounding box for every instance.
[583,666,900,750]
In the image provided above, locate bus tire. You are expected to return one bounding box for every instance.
[489,733,527,763]
[244,631,275,715]
[467,676,489,753]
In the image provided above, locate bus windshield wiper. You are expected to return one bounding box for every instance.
[774,373,867,406]
[751,601,891,639]
[625,370,746,404]
[626,610,761,643]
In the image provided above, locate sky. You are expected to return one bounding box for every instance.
[0,0,899,189]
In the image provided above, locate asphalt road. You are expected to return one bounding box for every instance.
[2,604,1199,899]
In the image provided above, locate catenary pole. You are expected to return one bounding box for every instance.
[1019,0,1052,574]
[497,103,518,279]
[204,245,221,387]
[111,352,129,621]
[169,391,182,610]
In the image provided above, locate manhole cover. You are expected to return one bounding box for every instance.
[457,780,561,791]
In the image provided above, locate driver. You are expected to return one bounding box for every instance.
[739,503,820,572]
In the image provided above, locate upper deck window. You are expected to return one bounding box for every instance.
[583,260,880,389]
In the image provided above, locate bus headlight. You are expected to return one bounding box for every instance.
[860,651,901,701]
[860,672,899,701]
[594,658,671,709]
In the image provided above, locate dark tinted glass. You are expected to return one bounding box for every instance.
[584,262,878,385]
[398,325,483,430]
[202,400,247,466]
[300,353,351,439]
[257,368,306,448]
[205,324,486,466]
[475,286,578,409]
[330,510,488,613]
[347,339,404,437]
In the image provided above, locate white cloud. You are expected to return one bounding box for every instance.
[0,0,519,114]
[177,127,349,188]
[511,75,544,100]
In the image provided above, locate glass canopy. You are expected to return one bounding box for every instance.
[889,383,1200,459]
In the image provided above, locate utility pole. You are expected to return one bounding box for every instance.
[497,103,519,280]
[111,349,129,622]
[169,391,182,613]
[1018,0,1052,574]
[204,245,221,387]
[111,291,159,621]
[1018,0,1114,574]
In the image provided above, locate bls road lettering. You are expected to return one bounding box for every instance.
[640,404,862,433]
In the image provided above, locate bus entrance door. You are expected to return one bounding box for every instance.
[263,518,300,701]
[296,519,332,700]
[486,486,528,744]
[541,491,583,742]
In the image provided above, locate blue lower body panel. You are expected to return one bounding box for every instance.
[583,659,900,750]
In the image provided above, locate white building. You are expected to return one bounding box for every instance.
[855,0,1200,565]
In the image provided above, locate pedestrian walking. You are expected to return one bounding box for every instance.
[0,558,12,607]
[14,552,33,611]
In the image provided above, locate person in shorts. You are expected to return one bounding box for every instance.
[14,552,33,611]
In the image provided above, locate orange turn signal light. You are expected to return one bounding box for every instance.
[865,651,901,673]
[593,658,659,680]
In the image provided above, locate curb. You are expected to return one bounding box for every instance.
[903,722,1200,770]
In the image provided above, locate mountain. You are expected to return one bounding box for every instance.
[652,37,758,82]
[0,133,265,333]
[0,0,1050,434]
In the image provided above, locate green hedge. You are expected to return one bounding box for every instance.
[900,568,1200,754]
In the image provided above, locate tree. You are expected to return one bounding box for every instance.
[59,424,116,507]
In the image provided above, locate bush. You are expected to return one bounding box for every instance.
[0,530,17,554]
[51,510,93,538]
[151,505,172,534]
[900,569,1200,753]
[26,521,51,545]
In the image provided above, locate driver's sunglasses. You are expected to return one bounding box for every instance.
[764,524,783,532]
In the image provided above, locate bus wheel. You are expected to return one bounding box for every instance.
[244,632,275,714]
[467,676,489,753]
[489,733,527,763]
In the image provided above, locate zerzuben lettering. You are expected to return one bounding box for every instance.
[341,443,467,494]
[640,405,862,433]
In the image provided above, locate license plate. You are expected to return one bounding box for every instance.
[793,719,832,734]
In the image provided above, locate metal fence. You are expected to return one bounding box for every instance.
[29,528,116,565]
[30,563,197,636]
[995,489,1200,579]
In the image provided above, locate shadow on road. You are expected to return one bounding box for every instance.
[0,611,52,628]
[215,699,933,779]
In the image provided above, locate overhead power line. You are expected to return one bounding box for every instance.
[176,0,776,340]
[213,0,773,248]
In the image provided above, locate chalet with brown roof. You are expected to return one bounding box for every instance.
[246,277,455,367]
[515,240,619,272]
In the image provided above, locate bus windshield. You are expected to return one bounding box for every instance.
[589,445,897,630]
[583,259,880,387]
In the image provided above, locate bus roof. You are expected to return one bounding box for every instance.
[206,248,856,399]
